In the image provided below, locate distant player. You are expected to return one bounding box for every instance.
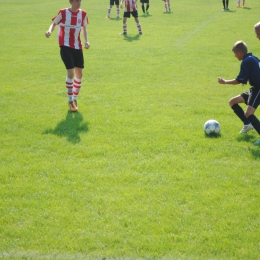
[163,0,171,13]
[106,0,120,18]
[218,41,260,145]
[120,0,143,35]
[237,0,245,8]
[222,0,229,10]
[45,0,90,112]
[140,0,149,15]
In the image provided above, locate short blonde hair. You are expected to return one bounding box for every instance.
[255,22,260,31]
[232,41,248,54]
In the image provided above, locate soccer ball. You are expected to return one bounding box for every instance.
[204,119,221,136]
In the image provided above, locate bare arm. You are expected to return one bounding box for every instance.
[218,78,240,85]
[81,26,90,49]
[45,23,57,38]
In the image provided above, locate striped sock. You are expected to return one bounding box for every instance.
[66,77,73,102]
[73,77,82,101]
[136,22,142,33]
[123,23,127,34]
[107,7,111,17]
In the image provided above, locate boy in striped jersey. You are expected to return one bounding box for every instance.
[45,0,90,112]
[120,0,143,35]
[106,0,120,18]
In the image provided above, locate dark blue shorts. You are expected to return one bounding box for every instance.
[241,87,260,109]
[60,46,84,69]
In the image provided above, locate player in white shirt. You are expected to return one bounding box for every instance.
[45,0,90,112]
[163,0,171,13]
[120,0,142,35]
[237,0,245,8]
[106,0,120,18]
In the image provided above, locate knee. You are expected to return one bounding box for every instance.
[229,98,235,107]
[67,72,74,79]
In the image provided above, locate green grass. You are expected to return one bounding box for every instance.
[1,0,260,259]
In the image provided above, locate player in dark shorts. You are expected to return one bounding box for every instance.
[218,41,260,145]
[140,0,149,14]
[120,0,143,35]
[106,0,120,18]
[222,0,229,10]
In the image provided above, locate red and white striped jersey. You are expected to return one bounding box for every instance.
[124,0,138,12]
[52,8,88,50]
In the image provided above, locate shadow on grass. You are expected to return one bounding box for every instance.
[122,34,141,42]
[248,147,260,158]
[241,7,251,10]
[108,17,121,21]
[141,13,152,18]
[43,111,89,144]
[204,134,222,138]
[223,9,236,13]
[236,134,254,143]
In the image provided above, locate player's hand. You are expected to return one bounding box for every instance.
[45,31,51,38]
[218,77,225,84]
[85,42,90,49]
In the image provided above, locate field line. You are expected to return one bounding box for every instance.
[0,251,186,260]
[176,11,223,46]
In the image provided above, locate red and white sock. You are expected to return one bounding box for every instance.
[136,22,142,34]
[107,7,111,17]
[66,77,73,102]
[73,77,82,101]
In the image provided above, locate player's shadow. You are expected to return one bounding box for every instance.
[123,34,141,42]
[241,7,251,10]
[236,134,254,143]
[223,9,236,13]
[43,111,89,144]
[248,147,260,158]
[141,14,152,18]
[109,17,122,21]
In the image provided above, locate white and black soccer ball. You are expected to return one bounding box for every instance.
[204,119,221,136]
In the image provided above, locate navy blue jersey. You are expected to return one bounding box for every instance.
[236,53,260,88]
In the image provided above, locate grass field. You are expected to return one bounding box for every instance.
[1,0,260,259]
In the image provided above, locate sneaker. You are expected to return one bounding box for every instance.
[120,32,127,35]
[239,124,254,134]
[237,4,240,7]
[72,100,78,110]
[116,16,120,18]
[139,32,143,35]
[106,15,110,18]
[68,101,78,112]
[242,4,244,7]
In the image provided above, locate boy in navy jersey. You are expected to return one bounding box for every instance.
[218,41,260,144]
[255,22,260,41]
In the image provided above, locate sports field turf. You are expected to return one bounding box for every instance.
[0,0,260,259]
